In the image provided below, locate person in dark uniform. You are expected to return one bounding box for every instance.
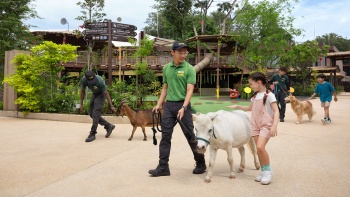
[270,66,290,122]
[80,70,116,142]
[148,41,206,176]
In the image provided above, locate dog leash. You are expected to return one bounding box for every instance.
[152,111,162,145]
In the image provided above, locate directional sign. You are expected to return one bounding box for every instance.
[111,22,137,31]
[84,22,137,31]
[85,29,137,36]
[84,22,108,28]
[84,35,136,42]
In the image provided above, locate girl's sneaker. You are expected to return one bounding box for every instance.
[261,171,273,185]
[321,117,327,124]
[255,172,264,182]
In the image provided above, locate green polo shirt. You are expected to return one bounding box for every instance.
[81,75,107,95]
[163,60,196,101]
[271,74,289,91]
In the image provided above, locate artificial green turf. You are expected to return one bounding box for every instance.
[190,96,250,114]
[144,95,250,114]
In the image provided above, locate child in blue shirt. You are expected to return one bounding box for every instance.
[309,74,338,124]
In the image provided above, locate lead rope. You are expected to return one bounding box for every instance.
[152,111,162,145]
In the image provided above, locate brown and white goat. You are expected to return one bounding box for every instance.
[116,99,162,141]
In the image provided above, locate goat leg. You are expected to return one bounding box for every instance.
[128,126,137,141]
[141,126,147,141]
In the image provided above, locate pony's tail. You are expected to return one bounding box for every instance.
[246,137,256,155]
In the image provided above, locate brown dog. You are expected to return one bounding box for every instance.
[285,93,316,124]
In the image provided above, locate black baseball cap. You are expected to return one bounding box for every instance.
[172,41,189,51]
[85,70,97,84]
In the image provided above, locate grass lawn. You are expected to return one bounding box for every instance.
[145,95,251,114]
[190,96,250,114]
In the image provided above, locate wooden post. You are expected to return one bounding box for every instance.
[107,19,112,85]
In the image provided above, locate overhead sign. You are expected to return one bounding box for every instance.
[85,29,137,36]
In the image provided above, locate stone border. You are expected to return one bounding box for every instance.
[0,110,131,124]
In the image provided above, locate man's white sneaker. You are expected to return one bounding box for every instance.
[255,172,264,182]
[260,171,273,185]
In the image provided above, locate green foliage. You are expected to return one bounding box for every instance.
[108,79,134,108]
[315,33,350,51]
[3,41,78,113]
[0,0,41,93]
[280,41,328,92]
[336,85,344,93]
[292,82,315,96]
[149,0,193,40]
[125,36,162,109]
[233,0,301,69]
[75,0,106,23]
[0,101,3,110]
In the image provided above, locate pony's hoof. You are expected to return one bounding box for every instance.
[128,138,132,141]
[255,163,260,170]
[204,179,211,183]
[143,139,147,141]
[295,122,299,124]
[229,174,236,179]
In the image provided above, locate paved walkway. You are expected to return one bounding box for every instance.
[1,94,350,197]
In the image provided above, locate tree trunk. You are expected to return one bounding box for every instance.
[221,0,237,34]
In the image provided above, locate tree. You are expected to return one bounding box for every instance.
[4,41,78,113]
[0,0,40,100]
[194,0,214,35]
[75,0,106,70]
[128,36,161,108]
[232,0,301,70]
[153,0,193,40]
[216,0,248,34]
[315,33,350,51]
[279,41,329,95]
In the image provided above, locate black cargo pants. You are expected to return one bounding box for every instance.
[158,101,205,167]
[89,93,111,134]
[276,90,287,119]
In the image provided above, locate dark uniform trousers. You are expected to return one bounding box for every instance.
[158,101,205,167]
[276,90,287,119]
[89,93,111,134]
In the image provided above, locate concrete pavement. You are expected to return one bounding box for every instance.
[1,94,350,197]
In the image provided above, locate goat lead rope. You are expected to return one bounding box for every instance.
[176,118,197,143]
[152,111,162,146]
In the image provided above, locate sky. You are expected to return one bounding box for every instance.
[26,0,350,43]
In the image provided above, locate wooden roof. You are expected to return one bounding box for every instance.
[327,51,350,58]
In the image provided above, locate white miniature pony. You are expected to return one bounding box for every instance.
[193,110,260,183]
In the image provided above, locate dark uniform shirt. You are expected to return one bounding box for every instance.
[270,74,290,91]
[81,75,107,95]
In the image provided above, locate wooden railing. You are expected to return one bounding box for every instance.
[67,52,238,67]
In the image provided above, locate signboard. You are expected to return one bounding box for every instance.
[111,22,137,31]
[85,29,137,36]
[84,35,136,42]
[84,22,137,31]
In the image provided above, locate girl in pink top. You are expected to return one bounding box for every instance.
[227,72,279,185]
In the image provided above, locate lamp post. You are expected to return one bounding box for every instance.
[60,18,69,31]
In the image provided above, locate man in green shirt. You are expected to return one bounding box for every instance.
[80,70,116,142]
[148,41,206,176]
[270,66,290,122]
